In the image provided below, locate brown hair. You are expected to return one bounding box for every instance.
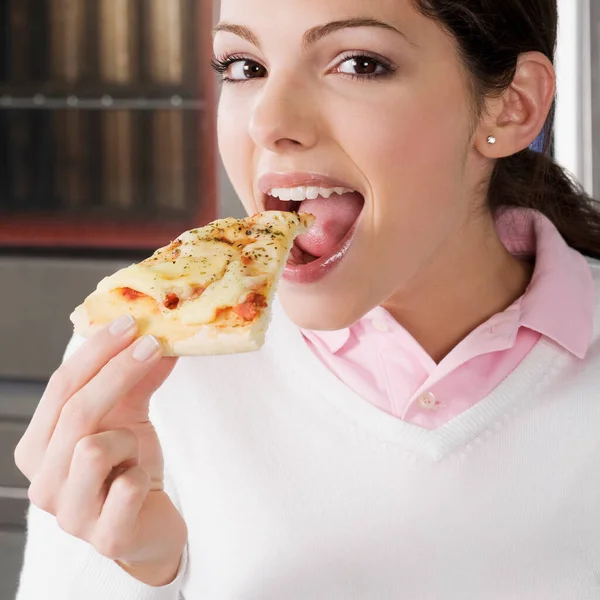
[414,0,600,259]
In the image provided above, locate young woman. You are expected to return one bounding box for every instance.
[14,0,600,598]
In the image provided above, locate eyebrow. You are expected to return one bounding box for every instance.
[212,17,414,50]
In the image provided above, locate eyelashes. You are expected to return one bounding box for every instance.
[210,54,245,76]
[210,52,397,83]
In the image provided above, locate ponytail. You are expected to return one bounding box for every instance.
[488,121,600,259]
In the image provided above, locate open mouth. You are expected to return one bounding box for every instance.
[263,195,317,265]
[263,186,365,267]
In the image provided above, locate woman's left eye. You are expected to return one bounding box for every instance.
[334,55,391,78]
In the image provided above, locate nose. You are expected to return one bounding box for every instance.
[249,75,319,153]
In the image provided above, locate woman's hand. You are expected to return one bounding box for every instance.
[14,315,187,587]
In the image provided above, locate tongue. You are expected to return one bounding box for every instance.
[295,192,364,258]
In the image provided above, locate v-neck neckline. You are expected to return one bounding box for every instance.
[272,300,565,462]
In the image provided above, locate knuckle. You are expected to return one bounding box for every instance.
[112,473,145,504]
[73,437,107,470]
[56,510,85,539]
[13,440,32,479]
[47,369,75,401]
[27,480,55,515]
[92,530,127,561]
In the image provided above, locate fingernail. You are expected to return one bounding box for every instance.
[133,336,161,362]
[109,314,136,337]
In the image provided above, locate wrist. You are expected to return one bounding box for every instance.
[115,552,184,587]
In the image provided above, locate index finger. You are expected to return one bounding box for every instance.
[16,316,140,475]
[29,334,165,491]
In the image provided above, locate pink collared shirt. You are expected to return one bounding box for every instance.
[301,208,595,430]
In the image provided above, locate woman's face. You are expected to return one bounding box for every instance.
[214,0,486,330]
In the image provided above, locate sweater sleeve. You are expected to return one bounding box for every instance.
[15,333,188,599]
[15,503,188,600]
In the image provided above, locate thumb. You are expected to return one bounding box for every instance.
[120,356,178,415]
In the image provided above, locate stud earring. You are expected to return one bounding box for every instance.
[487,135,497,145]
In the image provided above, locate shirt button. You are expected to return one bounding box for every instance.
[372,319,390,333]
[417,392,438,410]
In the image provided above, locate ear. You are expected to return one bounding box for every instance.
[474,51,556,158]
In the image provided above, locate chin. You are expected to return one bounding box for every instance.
[277,284,365,331]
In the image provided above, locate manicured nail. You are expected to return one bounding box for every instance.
[109,314,136,337]
[132,336,161,362]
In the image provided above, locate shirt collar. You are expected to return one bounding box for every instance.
[496,208,595,359]
[301,326,352,354]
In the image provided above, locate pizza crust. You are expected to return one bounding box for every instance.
[169,311,270,356]
[70,303,268,356]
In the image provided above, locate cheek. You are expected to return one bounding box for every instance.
[330,81,471,224]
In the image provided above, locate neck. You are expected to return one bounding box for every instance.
[383,212,534,364]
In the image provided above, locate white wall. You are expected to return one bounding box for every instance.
[555,0,593,193]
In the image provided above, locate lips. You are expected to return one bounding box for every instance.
[283,214,362,284]
[256,171,365,284]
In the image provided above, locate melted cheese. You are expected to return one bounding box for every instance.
[176,261,265,324]
[93,211,312,325]
[241,240,280,272]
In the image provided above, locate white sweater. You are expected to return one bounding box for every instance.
[17,258,600,600]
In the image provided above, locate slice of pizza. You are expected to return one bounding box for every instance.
[70,211,314,356]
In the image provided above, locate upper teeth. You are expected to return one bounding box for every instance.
[269,186,355,201]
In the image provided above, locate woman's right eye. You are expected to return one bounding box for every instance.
[211,57,267,82]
